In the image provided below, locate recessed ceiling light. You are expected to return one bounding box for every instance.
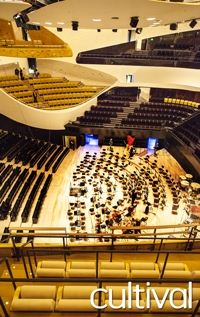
[32,22,40,25]
[153,22,161,25]
[93,18,101,22]
[57,22,65,25]
[147,17,155,21]
[45,22,52,25]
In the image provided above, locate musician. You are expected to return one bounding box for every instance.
[112,210,122,223]
[131,189,137,205]
[154,142,159,156]
[105,217,114,228]
[122,223,133,234]
[123,205,135,217]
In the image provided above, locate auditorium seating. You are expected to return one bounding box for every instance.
[36,260,66,277]
[56,285,99,312]
[10,285,56,312]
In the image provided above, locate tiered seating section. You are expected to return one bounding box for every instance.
[0,131,69,224]
[120,101,196,129]
[10,260,200,313]
[173,112,200,160]
[0,74,98,109]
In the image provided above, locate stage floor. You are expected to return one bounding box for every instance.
[1,145,200,245]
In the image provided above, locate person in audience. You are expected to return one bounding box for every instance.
[33,90,38,103]
[14,67,19,78]
[19,68,24,80]
[105,217,114,228]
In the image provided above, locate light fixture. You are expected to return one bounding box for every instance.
[136,28,143,34]
[189,19,197,28]
[147,18,155,21]
[170,23,178,30]
[130,17,139,28]
[97,29,101,32]
[112,29,118,32]
[45,22,52,25]
[57,22,65,25]
[72,21,79,31]
[93,18,101,22]
[57,28,62,32]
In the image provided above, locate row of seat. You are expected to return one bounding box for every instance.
[10,283,200,313]
[0,75,18,81]
[29,77,65,85]
[0,79,24,88]
[164,98,200,108]
[47,99,81,107]
[141,102,195,113]
[43,92,94,101]
[4,85,29,93]
[32,174,53,224]
[35,260,200,280]
[33,81,81,89]
[38,87,97,95]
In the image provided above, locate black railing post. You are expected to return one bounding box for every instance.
[5,258,16,290]
[160,252,169,279]
[0,296,10,317]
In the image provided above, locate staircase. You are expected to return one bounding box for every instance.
[106,101,140,128]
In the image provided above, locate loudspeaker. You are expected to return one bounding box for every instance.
[189,20,197,29]
[57,27,63,32]
[72,21,79,31]
[130,17,139,28]
[14,16,22,28]
[170,23,178,30]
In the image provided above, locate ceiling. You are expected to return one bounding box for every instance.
[0,0,200,30]
[27,0,200,29]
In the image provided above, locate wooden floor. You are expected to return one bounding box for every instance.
[1,144,200,245]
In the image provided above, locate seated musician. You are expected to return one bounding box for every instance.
[105,217,114,228]
[123,205,135,217]
[122,223,133,234]
[112,210,122,223]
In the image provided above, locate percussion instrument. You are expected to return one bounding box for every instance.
[191,182,200,191]
[185,174,193,181]
[180,180,189,188]
[179,175,186,181]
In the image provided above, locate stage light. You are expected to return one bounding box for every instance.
[136,28,143,34]
[57,28,63,32]
[112,29,118,32]
[97,29,101,32]
[72,21,79,31]
[189,19,197,29]
[130,17,139,28]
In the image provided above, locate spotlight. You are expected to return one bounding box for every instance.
[136,28,143,34]
[170,23,178,31]
[112,29,118,32]
[97,29,101,32]
[72,21,79,31]
[189,19,197,29]
[57,27,63,32]
[130,17,139,28]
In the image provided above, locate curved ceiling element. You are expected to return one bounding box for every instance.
[0,2,31,21]
[24,0,200,29]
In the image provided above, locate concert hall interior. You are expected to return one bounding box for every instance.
[0,0,200,316]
